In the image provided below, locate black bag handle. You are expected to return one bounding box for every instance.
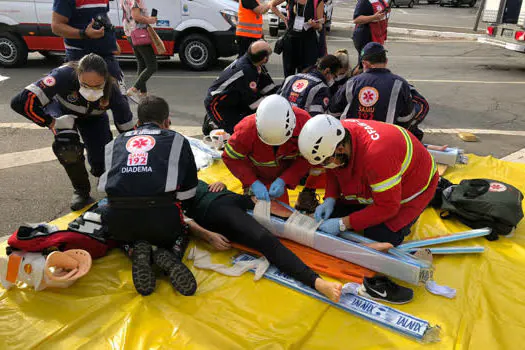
[463,179,489,199]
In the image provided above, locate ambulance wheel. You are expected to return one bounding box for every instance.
[408,0,414,7]
[179,34,216,71]
[391,0,399,7]
[468,0,475,6]
[0,32,27,67]
[269,27,279,37]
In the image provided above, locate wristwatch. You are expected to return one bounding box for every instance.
[79,28,88,39]
[338,218,347,232]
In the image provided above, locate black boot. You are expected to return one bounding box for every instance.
[70,191,95,211]
[152,247,197,296]
[131,241,157,296]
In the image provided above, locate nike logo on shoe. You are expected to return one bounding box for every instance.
[368,286,387,298]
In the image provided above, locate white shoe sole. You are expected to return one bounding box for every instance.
[357,285,413,305]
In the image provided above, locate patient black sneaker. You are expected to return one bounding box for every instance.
[358,276,414,304]
[152,247,197,296]
[131,241,156,296]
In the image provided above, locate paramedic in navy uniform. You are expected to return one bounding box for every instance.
[329,43,413,127]
[51,0,125,90]
[11,54,134,211]
[98,95,199,297]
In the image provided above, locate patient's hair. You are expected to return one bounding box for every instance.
[334,49,350,70]
[138,95,170,124]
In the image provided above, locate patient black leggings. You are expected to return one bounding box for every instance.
[197,194,319,288]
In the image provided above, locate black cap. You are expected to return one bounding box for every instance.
[361,42,387,59]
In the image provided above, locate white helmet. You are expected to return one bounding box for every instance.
[298,114,346,165]
[256,95,296,146]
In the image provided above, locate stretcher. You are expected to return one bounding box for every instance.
[231,239,376,283]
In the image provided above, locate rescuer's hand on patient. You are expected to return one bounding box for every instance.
[314,197,336,222]
[251,180,270,201]
[319,218,341,236]
[269,178,286,198]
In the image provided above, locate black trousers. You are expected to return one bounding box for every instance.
[331,203,416,247]
[282,30,320,77]
[128,38,158,93]
[105,204,186,250]
[237,36,258,57]
[198,194,319,288]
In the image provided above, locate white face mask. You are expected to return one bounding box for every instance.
[327,79,335,87]
[335,74,347,81]
[79,86,104,102]
[323,161,340,169]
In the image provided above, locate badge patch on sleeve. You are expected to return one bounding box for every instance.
[292,79,309,93]
[43,76,56,87]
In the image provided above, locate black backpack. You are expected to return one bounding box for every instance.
[434,178,524,241]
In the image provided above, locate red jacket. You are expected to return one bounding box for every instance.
[369,0,389,44]
[325,119,438,232]
[222,107,312,188]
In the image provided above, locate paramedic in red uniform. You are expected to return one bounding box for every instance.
[222,95,311,204]
[352,0,389,71]
[236,0,270,57]
[298,115,438,246]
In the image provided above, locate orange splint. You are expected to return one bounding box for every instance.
[232,239,375,283]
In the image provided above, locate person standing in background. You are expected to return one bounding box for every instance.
[121,0,158,103]
[236,0,270,57]
[352,0,389,73]
[51,0,126,92]
[271,0,325,77]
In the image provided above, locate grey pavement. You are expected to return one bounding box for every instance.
[331,0,486,33]
[1,37,525,237]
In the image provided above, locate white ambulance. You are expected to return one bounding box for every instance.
[477,0,525,53]
[0,0,239,70]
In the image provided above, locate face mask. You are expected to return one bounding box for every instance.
[323,162,340,169]
[335,74,347,81]
[79,87,104,102]
[327,79,335,87]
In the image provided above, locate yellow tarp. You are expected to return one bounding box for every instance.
[1,155,525,349]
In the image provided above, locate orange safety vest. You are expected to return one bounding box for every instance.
[236,1,264,38]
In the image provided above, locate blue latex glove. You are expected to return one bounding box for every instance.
[269,178,286,198]
[314,197,336,222]
[319,218,341,236]
[251,180,270,201]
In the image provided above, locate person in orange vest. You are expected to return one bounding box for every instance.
[237,0,270,57]
[222,95,312,204]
